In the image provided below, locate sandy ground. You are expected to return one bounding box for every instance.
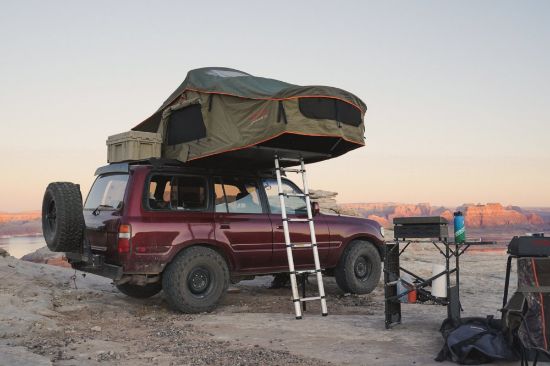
[0,245,530,365]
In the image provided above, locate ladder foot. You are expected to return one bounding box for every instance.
[296,316,303,320]
[322,313,328,317]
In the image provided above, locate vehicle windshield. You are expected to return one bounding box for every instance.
[84,174,129,210]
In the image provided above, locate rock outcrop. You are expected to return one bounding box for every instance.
[310,190,339,214]
[0,248,9,258]
[310,190,363,216]
[460,203,545,227]
[21,246,70,268]
[526,213,545,225]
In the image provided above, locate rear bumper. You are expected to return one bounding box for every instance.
[67,252,123,280]
[73,262,123,280]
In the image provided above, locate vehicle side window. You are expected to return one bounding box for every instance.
[214,177,263,214]
[147,175,207,211]
[147,176,172,210]
[263,178,306,215]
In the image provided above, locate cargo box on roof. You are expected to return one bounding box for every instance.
[132,67,367,169]
[106,131,162,163]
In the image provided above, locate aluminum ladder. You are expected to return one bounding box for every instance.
[274,155,328,319]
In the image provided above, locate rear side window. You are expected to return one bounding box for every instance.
[166,104,207,145]
[147,174,207,211]
[298,97,362,127]
[214,177,263,214]
[85,174,129,210]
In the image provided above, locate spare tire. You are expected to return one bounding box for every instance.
[42,182,85,252]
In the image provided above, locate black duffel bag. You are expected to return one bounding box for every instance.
[435,316,518,364]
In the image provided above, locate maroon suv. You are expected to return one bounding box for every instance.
[42,161,384,313]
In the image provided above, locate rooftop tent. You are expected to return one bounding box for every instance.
[132,67,367,169]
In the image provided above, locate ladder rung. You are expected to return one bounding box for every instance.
[299,296,322,302]
[286,218,310,222]
[280,192,307,197]
[280,168,304,173]
[290,243,313,248]
[295,269,321,274]
[277,157,302,163]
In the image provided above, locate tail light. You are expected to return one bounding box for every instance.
[118,224,131,254]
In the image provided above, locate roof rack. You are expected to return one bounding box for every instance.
[95,158,276,178]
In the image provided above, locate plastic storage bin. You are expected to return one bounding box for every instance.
[107,131,162,163]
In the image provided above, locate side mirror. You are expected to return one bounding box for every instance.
[312,201,320,216]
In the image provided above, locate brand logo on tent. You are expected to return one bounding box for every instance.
[249,109,269,124]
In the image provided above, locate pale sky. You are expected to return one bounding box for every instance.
[1,1,549,212]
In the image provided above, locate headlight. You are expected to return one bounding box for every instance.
[380,226,385,238]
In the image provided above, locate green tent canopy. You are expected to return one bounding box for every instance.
[133,67,367,168]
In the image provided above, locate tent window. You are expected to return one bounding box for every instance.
[166,104,206,145]
[298,98,362,127]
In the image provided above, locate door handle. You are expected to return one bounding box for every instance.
[220,223,231,229]
[277,225,284,229]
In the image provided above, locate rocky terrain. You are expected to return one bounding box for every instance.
[1,245,520,366]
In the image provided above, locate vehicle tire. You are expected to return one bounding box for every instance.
[116,283,162,299]
[335,240,381,294]
[162,246,229,313]
[42,182,85,253]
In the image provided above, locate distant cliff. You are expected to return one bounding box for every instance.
[0,200,548,237]
[338,202,547,229]
[339,202,449,227]
[0,211,42,237]
[0,211,41,223]
[459,203,544,227]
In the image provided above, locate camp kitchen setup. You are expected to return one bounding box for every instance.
[384,215,495,329]
[104,67,547,364]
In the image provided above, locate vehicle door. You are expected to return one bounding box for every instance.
[213,176,273,271]
[262,178,330,268]
[132,174,215,262]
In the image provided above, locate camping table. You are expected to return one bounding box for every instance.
[384,236,495,329]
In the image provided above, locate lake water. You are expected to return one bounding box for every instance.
[0,236,46,258]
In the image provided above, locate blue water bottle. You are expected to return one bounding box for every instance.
[453,211,466,244]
